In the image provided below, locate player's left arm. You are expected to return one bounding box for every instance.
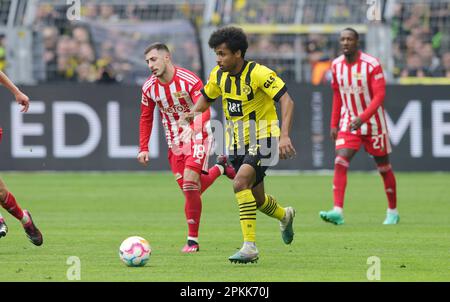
[278,92,297,159]
[351,64,386,130]
[257,66,296,159]
[0,70,30,112]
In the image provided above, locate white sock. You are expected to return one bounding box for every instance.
[187,236,198,243]
[387,208,398,215]
[333,206,343,214]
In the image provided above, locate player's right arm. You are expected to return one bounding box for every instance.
[330,67,342,140]
[0,70,30,112]
[137,90,156,166]
[180,67,221,124]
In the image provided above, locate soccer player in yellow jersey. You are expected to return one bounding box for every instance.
[181,26,297,263]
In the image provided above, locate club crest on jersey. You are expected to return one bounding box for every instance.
[242,84,252,95]
[353,72,363,80]
[172,91,189,99]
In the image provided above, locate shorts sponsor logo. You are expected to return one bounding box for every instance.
[336,138,345,146]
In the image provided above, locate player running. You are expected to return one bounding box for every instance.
[180,26,297,264]
[319,28,399,225]
[0,70,43,246]
[137,43,235,253]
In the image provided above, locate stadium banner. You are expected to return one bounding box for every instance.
[0,83,449,171]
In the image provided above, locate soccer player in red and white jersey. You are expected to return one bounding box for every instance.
[319,28,399,225]
[0,71,43,245]
[137,43,235,252]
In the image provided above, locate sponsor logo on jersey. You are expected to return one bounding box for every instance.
[160,103,190,114]
[227,99,243,116]
[263,75,275,88]
[341,86,365,95]
[172,91,190,99]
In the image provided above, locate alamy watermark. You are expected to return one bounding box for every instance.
[66,0,81,21]
[174,116,282,167]
[367,0,382,21]
[366,256,381,281]
[66,256,81,280]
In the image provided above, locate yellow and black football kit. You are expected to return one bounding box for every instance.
[201,60,287,185]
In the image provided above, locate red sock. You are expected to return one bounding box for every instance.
[333,156,349,208]
[1,192,24,221]
[200,165,222,194]
[183,180,202,238]
[377,164,397,209]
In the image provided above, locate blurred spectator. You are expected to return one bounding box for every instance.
[99,4,119,22]
[42,26,58,80]
[34,1,205,84]
[433,52,450,77]
[401,54,428,78]
[391,1,450,79]
[310,51,332,85]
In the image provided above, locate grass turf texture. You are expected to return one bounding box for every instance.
[0,172,448,281]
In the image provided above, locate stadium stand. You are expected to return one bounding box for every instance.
[1,0,449,84]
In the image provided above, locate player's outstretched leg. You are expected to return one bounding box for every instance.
[22,210,43,246]
[0,187,43,245]
[199,156,236,194]
[258,194,296,244]
[216,155,236,180]
[0,215,8,238]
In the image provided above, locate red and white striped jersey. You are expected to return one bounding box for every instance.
[139,66,211,151]
[330,51,388,136]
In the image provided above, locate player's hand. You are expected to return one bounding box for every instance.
[279,135,296,160]
[330,128,338,141]
[137,151,150,166]
[178,112,195,127]
[179,125,194,143]
[14,91,30,113]
[350,117,362,131]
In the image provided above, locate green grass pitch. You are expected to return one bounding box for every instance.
[0,172,448,281]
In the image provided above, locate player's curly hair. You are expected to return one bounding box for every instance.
[208,26,248,58]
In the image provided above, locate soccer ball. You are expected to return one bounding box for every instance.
[119,236,151,267]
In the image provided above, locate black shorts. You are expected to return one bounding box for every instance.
[229,137,279,187]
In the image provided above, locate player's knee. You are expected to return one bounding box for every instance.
[233,176,252,193]
[182,180,200,192]
[377,163,392,174]
[335,156,350,168]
